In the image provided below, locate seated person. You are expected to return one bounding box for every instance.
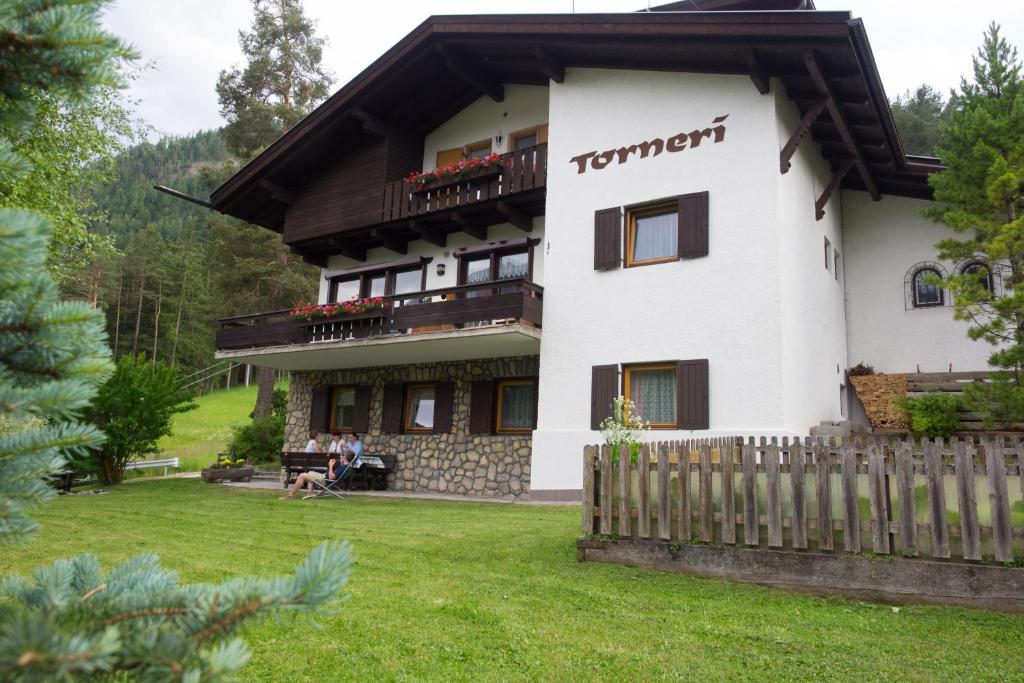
[327,431,342,454]
[280,455,345,500]
[304,431,321,453]
[341,432,364,467]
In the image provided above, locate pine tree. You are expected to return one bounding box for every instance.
[890,85,947,157]
[926,23,1024,424]
[213,0,328,419]
[0,2,351,678]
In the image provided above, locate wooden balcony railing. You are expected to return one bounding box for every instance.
[215,279,543,352]
[380,143,547,222]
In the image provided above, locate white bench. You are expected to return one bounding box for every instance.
[124,457,180,477]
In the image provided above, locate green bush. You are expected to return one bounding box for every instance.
[230,413,285,464]
[898,390,962,438]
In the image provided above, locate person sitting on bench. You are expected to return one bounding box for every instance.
[341,432,363,467]
[304,431,321,453]
[280,456,345,500]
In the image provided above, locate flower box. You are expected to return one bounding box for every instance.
[289,297,386,321]
[409,165,501,193]
[405,153,503,193]
[201,465,255,483]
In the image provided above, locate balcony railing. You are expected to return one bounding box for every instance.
[215,279,543,352]
[379,143,547,223]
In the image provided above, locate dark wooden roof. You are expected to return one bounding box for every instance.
[208,9,940,233]
[648,0,815,11]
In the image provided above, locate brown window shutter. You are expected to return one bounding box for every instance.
[677,359,709,430]
[594,207,622,271]
[433,382,454,433]
[382,384,404,433]
[352,385,371,433]
[678,191,709,259]
[591,364,620,430]
[469,380,494,434]
[309,385,330,432]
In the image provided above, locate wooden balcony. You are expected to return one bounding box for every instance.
[380,143,547,224]
[214,279,543,366]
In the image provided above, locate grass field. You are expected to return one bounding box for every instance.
[5,480,1023,682]
[153,384,279,471]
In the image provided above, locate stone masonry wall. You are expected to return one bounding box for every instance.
[285,356,538,499]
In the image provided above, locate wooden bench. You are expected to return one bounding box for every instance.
[280,452,396,490]
[52,470,99,493]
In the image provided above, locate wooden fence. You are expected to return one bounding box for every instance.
[582,436,1024,564]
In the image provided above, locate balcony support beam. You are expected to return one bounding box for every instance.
[352,108,391,137]
[745,48,770,95]
[780,95,828,174]
[409,220,447,248]
[328,238,367,262]
[815,156,855,221]
[452,213,488,241]
[531,44,565,84]
[258,180,296,206]
[497,202,533,232]
[370,229,408,255]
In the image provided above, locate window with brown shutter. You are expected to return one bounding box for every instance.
[433,382,454,433]
[678,191,709,259]
[469,380,494,434]
[677,359,709,430]
[591,364,620,429]
[309,385,330,433]
[352,385,371,433]
[594,208,622,271]
[381,383,404,433]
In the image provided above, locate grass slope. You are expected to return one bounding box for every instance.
[5,480,1023,681]
[155,385,262,471]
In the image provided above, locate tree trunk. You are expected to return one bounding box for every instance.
[151,279,162,366]
[131,258,146,358]
[113,270,123,358]
[170,265,188,368]
[253,366,275,419]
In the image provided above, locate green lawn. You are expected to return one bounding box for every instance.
[4,480,1023,681]
[153,384,279,471]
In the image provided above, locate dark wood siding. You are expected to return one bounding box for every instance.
[433,382,454,433]
[677,359,709,430]
[382,383,404,433]
[469,380,494,434]
[591,364,620,430]
[594,207,622,271]
[678,191,709,259]
[310,385,330,432]
[352,385,371,433]
[385,130,425,182]
[283,135,387,244]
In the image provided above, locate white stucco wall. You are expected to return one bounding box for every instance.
[842,191,991,374]
[531,69,845,494]
[421,85,549,171]
[317,219,546,305]
[773,86,849,428]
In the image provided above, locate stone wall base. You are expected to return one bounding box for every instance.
[577,538,1024,612]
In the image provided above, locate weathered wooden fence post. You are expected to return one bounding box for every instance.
[582,445,595,535]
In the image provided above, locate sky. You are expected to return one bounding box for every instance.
[101,0,1024,140]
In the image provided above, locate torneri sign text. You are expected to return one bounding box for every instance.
[569,114,729,174]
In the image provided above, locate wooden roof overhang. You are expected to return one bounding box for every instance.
[205,9,942,254]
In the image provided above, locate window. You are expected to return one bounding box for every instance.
[495,379,537,433]
[912,267,943,307]
[626,202,678,267]
[329,387,356,431]
[824,237,832,271]
[466,139,492,160]
[834,250,841,281]
[624,363,678,428]
[510,124,548,151]
[403,384,436,432]
[961,261,993,295]
[456,240,537,289]
[329,263,426,302]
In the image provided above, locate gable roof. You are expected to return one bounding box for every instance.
[208,8,940,231]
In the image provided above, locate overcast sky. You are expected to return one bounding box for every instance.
[102,0,1024,139]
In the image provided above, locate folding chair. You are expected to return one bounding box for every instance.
[308,462,354,500]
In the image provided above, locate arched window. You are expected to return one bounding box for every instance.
[912,267,943,308]
[960,261,994,295]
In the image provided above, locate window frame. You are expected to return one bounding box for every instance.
[509,124,547,151]
[912,267,944,308]
[494,378,538,434]
[465,138,493,159]
[403,383,437,433]
[625,201,679,268]
[622,362,679,429]
[824,237,832,272]
[456,242,536,285]
[960,260,994,296]
[328,386,357,432]
[329,264,427,303]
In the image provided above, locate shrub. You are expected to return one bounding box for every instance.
[847,363,875,377]
[230,413,285,464]
[898,390,963,438]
